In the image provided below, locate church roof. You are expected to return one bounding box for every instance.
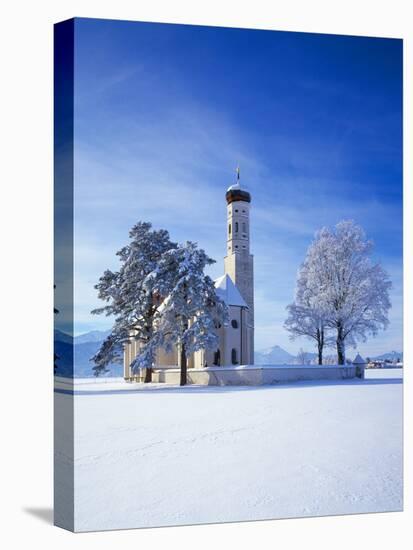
[214,274,248,308]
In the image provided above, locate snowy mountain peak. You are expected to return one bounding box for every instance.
[254,345,295,365]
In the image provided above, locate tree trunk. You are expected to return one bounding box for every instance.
[143,366,152,383]
[336,323,345,365]
[180,343,187,386]
[316,328,323,365]
[317,345,323,365]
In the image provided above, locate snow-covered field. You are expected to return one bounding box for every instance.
[55,369,403,532]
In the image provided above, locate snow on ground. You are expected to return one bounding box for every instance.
[55,369,403,532]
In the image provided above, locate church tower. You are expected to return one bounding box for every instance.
[224,168,254,363]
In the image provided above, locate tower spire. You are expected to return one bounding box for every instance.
[236,165,240,183]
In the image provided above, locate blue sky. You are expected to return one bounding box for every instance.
[72,18,402,356]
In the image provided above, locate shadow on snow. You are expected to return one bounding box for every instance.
[55,376,402,396]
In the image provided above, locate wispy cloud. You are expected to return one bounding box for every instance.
[72,102,402,354]
[70,22,402,354]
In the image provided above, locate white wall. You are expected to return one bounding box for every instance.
[153,364,364,385]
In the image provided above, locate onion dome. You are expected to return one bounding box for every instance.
[225,166,251,204]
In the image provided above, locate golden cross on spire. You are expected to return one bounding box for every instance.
[236,165,240,182]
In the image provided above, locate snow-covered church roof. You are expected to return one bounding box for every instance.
[214,274,248,308]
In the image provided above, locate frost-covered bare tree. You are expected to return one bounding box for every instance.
[149,241,228,386]
[285,260,330,365]
[91,222,177,380]
[296,348,311,365]
[285,303,328,365]
[302,220,392,364]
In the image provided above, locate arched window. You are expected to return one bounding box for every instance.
[231,348,238,365]
[213,349,221,366]
[228,223,231,236]
[235,222,239,233]
[231,319,238,329]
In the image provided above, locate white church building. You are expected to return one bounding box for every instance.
[123,172,255,377]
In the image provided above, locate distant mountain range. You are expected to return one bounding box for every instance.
[368,351,403,362]
[54,329,111,345]
[54,329,122,378]
[254,345,403,365]
[54,329,403,377]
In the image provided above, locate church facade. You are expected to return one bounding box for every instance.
[123,174,254,377]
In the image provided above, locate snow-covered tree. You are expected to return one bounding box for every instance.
[148,241,228,386]
[285,259,331,365]
[296,348,311,365]
[285,303,327,365]
[91,222,177,380]
[301,220,392,364]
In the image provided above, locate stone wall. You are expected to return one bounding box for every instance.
[152,364,364,386]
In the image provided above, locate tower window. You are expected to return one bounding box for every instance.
[231,319,238,329]
[235,245,238,249]
[213,349,221,366]
[228,223,231,235]
[231,348,238,365]
[235,209,239,213]
[235,222,239,233]
[242,222,246,233]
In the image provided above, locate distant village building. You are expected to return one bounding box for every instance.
[123,170,255,376]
